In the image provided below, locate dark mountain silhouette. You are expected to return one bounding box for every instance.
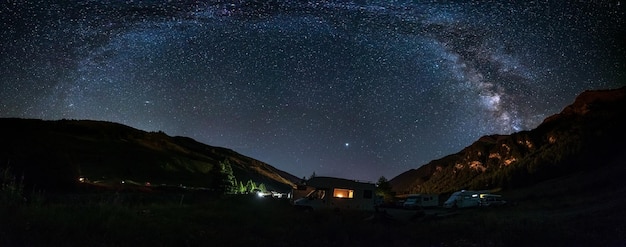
[390,86,626,194]
[0,118,300,192]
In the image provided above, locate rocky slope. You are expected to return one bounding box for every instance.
[390,86,626,194]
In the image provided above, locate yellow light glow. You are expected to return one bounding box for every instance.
[333,188,354,198]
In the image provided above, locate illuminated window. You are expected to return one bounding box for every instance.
[333,188,354,198]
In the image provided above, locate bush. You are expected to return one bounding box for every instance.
[0,167,25,205]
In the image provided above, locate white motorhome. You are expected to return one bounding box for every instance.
[478,194,507,207]
[292,176,378,211]
[443,190,485,208]
[402,194,439,209]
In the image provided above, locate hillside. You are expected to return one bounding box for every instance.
[390,86,626,194]
[0,118,299,192]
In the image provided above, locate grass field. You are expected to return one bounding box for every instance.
[1,188,624,247]
[2,160,626,247]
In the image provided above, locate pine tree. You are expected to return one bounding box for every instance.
[209,163,227,194]
[209,160,237,195]
[221,160,237,194]
[258,183,267,193]
[238,181,246,194]
[245,179,256,193]
[376,176,394,203]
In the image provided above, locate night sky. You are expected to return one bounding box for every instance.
[2,1,625,181]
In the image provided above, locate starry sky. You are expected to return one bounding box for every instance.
[2,1,625,182]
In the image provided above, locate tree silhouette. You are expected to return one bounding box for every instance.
[376,176,394,202]
[258,183,267,193]
[238,181,246,194]
[221,160,237,194]
[209,160,237,194]
[245,179,256,193]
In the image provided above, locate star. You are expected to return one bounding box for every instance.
[0,1,624,181]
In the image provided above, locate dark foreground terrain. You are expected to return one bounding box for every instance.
[2,161,625,247]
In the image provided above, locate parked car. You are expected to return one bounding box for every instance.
[252,189,272,198]
[443,190,482,208]
[479,194,506,207]
[402,194,439,209]
[271,191,289,198]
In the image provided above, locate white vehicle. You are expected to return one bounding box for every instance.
[443,190,485,208]
[271,191,289,199]
[402,194,439,209]
[479,194,506,207]
[255,190,272,198]
[292,176,378,211]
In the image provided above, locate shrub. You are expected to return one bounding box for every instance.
[0,167,25,205]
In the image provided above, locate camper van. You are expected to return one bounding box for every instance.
[478,194,507,207]
[402,194,439,209]
[443,190,504,208]
[292,177,378,211]
[443,190,483,208]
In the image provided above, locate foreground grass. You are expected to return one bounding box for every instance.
[1,191,625,247]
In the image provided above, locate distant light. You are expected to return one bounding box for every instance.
[257,192,264,198]
[344,143,350,147]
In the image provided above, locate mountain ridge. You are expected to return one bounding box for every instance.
[390,86,626,194]
[0,118,300,192]
[2,87,624,195]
